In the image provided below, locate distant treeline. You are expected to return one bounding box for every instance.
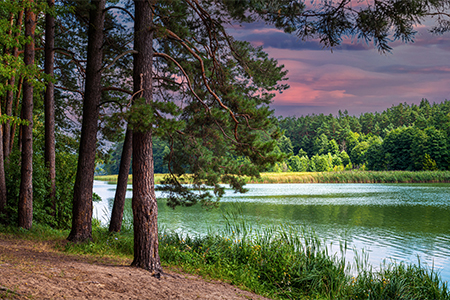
[273,99,450,172]
[101,99,450,175]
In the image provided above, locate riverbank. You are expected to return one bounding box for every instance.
[1,223,448,299]
[96,170,450,184]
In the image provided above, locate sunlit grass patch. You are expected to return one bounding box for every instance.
[95,171,450,185]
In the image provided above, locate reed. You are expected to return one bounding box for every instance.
[96,171,450,185]
[158,219,449,299]
[94,174,191,184]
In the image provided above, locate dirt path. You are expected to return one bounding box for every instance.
[0,237,271,300]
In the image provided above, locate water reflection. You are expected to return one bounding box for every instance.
[93,181,450,282]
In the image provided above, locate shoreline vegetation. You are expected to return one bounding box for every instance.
[1,220,448,300]
[95,170,450,185]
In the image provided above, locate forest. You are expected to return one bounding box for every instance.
[275,99,450,172]
[103,99,450,174]
[1,0,450,280]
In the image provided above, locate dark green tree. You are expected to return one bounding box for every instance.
[383,126,418,170]
[278,135,294,155]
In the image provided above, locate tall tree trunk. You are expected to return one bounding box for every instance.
[44,0,56,214]
[10,76,23,154]
[131,0,162,275]
[18,3,36,230]
[68,0,105,242]
[4,10,24,159]
[0,107,6,219]
[109,127,132,233]
[3,12,14,160]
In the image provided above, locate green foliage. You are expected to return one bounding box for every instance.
[366,137,385,171]
[287,155,302,172]
[312,133,329,155]
[351,141,369,167]
[422,154,438,171]
[339,151,351,167]
[278,135,294,155]
[4,126,76,229]
[327,139,339,155]
[278,100,450,172]
[310,154,330,172]
[331,154,343,167]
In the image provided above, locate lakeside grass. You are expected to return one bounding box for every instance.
[1,221,448,300]
[95,170,450,185]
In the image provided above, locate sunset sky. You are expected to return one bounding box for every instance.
[228,21,450,117]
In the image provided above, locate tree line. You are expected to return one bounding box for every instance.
[274,99,450,172]
[1,0,449,276]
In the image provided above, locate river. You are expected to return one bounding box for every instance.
[93,180,450,282]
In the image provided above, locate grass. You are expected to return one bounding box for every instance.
[94,173,190,185]
[95,170,450,184]
[1,219,448,300]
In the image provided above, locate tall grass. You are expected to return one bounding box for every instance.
[158,216,449,299]
[94,174,191,184]
[249,171,450,184]
[95,171,450,185]
[1,218,448,299]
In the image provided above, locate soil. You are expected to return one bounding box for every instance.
[0,236,271,300]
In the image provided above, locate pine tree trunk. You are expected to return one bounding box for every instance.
[18,4,36,230]
[44,0,56,213]
[10,76,23,154]
[68,0,105,242]
[3,12,14,160]
[4,10,23,160]
[0,111,6,218]
[109,127,132,233]
[131,0,162,275]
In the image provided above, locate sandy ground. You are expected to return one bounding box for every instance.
[0,237,271,300]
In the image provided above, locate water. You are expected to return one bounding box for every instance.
[93,180,450,282]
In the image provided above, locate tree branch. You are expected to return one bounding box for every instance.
[55,85,84,97]
[102,86,133,95]
[104,6,135,21]
[102,49,137,71]
[98,99,125,109]
[54,48,86,73]
[153,52,210,112]
[165,29,240,140]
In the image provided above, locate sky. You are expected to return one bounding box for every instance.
[227,21,450,117]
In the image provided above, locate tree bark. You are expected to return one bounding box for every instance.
[131,0,162,275]
[44,0,56,213]
[4,10,24,160]
[10,76,23,154]
[68,0,105,242]
[18,4,36,230]
[3,12,14,160]
[109,127,132,233]
[0,107,6,218]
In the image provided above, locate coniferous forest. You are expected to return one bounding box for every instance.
[273,99,450,172]
[104,99,450,174]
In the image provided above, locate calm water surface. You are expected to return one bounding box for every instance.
[93,181,450,282]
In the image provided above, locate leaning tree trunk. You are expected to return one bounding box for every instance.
[44,0,56,214]
[131,0,162,275]
[109,127,132,233]
[18,3,36,230]
[68,0,105,242]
